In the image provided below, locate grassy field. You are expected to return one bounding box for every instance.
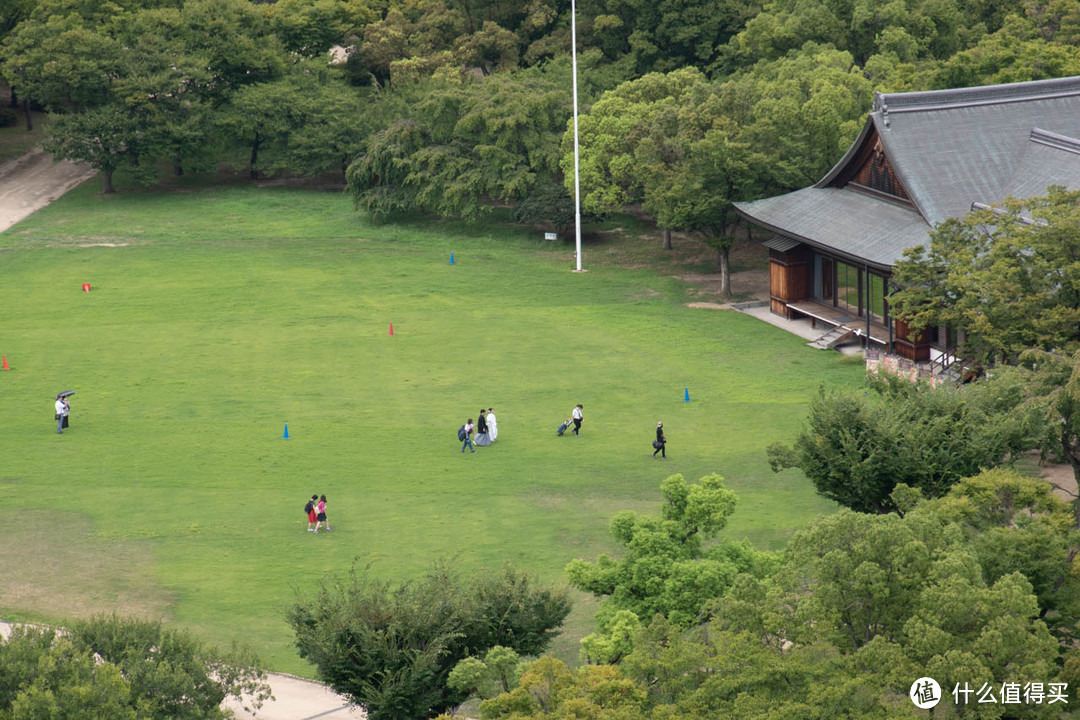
[0,175,863,674]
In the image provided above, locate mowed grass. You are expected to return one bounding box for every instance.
[0,177,862,674]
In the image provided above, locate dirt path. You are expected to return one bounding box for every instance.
[0,149,96,233]
[0,621,363,719]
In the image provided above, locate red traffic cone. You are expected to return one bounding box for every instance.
[1,355,8,371]
[389,322,394,336]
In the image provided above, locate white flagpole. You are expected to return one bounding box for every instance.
[571,0,583,272]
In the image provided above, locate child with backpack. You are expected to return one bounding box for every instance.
[459,419,476,453]
[304,494,318,532]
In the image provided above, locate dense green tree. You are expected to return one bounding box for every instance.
[1010,349,1080,518]
[928,15,1080,88]
[345,1,476,86]
[566,474,776,629]
[637,112,763,293]
[567,67,721,252]
[483,470,1076,719]
[579,0,755,75]
[43,104,144,193]
[221,76,310,179]
[721,0,1009,69]
[176,0,287,103]
[281,80,370,179]
[708,508,1062,718]
[447,646,525,701]
[348,65,569,219]
[767,374,1033,513]
[113,7,219,176]
[1,631,138,720]
[924,468,1080,642]
[568,67,704,217]
[890,188,1080,366]
[264,0,377,56]
[68,615,269,720]
[475,656,648,720]
[718,45,873,191]
[0,617,268,720]
[287,562,570,720]
[454,20,520,74]
[0,13,124,113]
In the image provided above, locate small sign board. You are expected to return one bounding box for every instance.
[544,232,558,240]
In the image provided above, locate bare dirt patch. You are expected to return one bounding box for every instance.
[0,510,173,622]
[1040,462,1078,503]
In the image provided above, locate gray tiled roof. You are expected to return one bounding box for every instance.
[738,76,1080,267]
[1000,129,1080,199]
[734,187,929,268]
[870,78,1080,224]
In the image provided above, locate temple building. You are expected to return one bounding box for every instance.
[734,76,1080,361]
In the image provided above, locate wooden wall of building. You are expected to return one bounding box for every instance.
[769,245,813,318]
[892,318,930,361]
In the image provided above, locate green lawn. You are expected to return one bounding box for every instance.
[0,177,862,674]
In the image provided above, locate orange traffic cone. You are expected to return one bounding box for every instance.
[1,355,8,371]
[389,322,394,336]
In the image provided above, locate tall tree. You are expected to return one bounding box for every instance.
[767,374,1034,513]
[566,474,775,628]
[221,75,311,179]
[0,13,124,113]
[890,188,1080,366]
[1008,349,1080,522]
[348,65,569,220]
[0,617,268,720]
[287,562,570,720]
[43,105,144,193]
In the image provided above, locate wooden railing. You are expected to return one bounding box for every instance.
[929,348,962,377]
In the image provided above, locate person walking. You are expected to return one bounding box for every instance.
[54,394,69,434]
[571,404,583,436]
[461,418,476,453]
[316,494,331,533]
[305,495,319,532]
[653,422,667,458]
[486,408,498,441]
[475,409,492,446]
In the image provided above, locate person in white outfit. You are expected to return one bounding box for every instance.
[486,408,498,441]
[54,395,69,434]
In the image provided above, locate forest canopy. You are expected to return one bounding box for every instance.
[3,0,1080,272]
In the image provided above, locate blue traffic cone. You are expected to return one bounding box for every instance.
[684,388,691,402]
[283,423,290,439]
[450,252,455,264]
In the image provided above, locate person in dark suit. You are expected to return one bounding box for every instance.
[653,422,666,458]
[475,408,492,446]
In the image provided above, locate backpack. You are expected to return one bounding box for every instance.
[457,425,467,441]
[304,500,314,514]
